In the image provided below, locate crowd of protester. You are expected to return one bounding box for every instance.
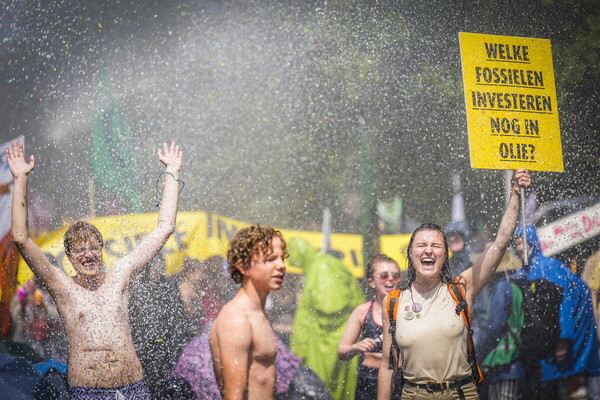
[7,226,598,400]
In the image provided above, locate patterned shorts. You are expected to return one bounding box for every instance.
[70,379,152,400]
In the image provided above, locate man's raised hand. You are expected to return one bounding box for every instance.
[157,141,182,173]
[6,142,35,178]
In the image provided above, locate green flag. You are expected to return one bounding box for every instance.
[90,72,143,214]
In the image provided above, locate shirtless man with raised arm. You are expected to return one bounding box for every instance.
[209,226,287,400]
[7,141,182,399]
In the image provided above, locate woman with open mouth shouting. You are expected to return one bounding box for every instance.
[377,168,531,400]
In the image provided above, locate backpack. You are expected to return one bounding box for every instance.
[386,278,484,386]
[481,282,523,368]
[483,278,563,369]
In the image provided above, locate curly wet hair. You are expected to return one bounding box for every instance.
[400,223,453,290]
[63,221,104,255]
[226,225,287,284]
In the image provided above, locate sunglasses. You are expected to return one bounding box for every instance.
[375,272,401,281]
[70,245,102,255]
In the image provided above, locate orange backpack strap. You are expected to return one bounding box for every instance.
[448,280,471,326]
[386,289,402,370]
[447,279,484,386]
[386,290,401,320]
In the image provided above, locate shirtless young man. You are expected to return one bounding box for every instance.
[7,141,182,399]
[209,226,287,400]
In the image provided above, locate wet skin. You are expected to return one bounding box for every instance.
[209,236,286,400]
[7,140,183,388]
[410,230,446,291]
[338,260,401,368]
[57,271,145,387]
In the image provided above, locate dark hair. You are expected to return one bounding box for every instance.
[366,254,398,279]
[400,223,453,290]
[181,256,226,278]
[143,252,166,278]
[226,225,287,284]
[63,222,103,255]
[181,258,203,277]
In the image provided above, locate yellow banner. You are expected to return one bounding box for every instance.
[17,212,368,283]
[459,32,563,172]
[379,234,413,271]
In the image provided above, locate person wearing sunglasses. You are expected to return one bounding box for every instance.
[338,254,404,400]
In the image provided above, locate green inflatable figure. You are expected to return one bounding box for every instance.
[288,238,365,400]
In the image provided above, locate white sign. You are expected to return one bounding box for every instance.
[537,202,600,256]
[0,136,24,186]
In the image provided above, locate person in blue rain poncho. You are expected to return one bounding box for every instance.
[512,225,600,398]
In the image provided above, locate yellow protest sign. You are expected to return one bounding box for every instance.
[459,32,563,172]
[17,212,366,284]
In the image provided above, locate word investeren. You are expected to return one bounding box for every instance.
[471,91,552,112]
